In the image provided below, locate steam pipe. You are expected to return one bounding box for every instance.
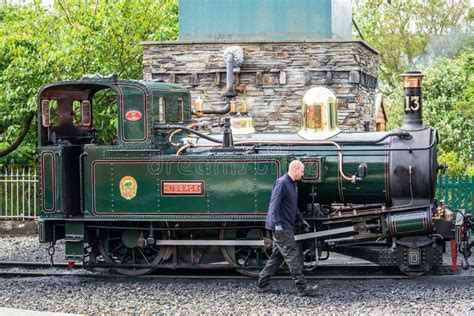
[192,102,231,115]
[179,139,356,183]
[335,131,411,144]
[168,128,183,147]
[168,123,199,147]
[242,137,437,152]
[225,52,237,97]
[154,124,223,144]
[176,135,436,181]
[223,46,243,97]
[177,135,436,152]
[191,47,243,116]
[231,140,355,182]
[176,143,192,156]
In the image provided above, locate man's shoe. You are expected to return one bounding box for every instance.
[297,285,318,297]
[257,286,280,294]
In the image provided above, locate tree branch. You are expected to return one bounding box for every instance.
[57,0,74,27]
[0,112,35,158]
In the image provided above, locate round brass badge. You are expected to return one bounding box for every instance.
[119,176,138,200]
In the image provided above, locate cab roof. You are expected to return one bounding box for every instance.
[39,78,189,97]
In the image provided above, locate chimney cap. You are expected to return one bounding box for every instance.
[401,71,424,77]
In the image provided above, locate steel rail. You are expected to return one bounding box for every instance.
[0,264,466,280]
[0,271,413,280]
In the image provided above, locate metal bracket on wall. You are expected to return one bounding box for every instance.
[279,71,287,85]
[214,72,221,86]
[191,73,198,86]
[168,73,176,84]
[304,70,311,86]
[325,71,332,84]
[256,71,263,86]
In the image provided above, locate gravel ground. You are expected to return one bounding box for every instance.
[0,236,66,263]
[1,235,474,314]
[0,275,473,314]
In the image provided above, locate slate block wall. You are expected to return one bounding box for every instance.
[142,40,378,132]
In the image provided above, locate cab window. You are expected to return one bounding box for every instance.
[92,88,118,145]
[177,98,184,123]
[159,97,166,124]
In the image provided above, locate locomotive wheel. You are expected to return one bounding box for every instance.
[219,226,271,277]
[98,228,168,276]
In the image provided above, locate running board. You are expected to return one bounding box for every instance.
[153,226,355,246]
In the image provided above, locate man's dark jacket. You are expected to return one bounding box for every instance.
[265,173,305,230]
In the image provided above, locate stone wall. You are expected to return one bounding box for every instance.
[142,40,378,132]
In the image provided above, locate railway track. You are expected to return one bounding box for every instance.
[0,261,467,280]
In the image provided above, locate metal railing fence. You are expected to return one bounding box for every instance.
[436,175,474,214]
[0,167,38,220]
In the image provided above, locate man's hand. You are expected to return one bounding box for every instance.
[302,220,311,232]
[275,225,283,231]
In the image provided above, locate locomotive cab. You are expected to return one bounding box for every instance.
[39,80,192,148]
[38,78,293,266]
[38,78,192,242]
[39,84,111,146]
[38,82,115,221]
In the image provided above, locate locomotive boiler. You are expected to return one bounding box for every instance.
[37,72,472,276]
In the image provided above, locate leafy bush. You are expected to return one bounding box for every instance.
[0,1,178,166]
[385,50,473,174]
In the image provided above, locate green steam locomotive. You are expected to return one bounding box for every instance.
[38,72,472,276]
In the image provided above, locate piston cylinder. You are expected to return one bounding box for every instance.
[386,209,433,237]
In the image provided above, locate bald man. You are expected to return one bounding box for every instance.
[257,160,317,297]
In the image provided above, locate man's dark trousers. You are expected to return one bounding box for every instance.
[257,229,306,290]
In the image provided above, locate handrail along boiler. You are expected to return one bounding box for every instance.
[37,72,473,276]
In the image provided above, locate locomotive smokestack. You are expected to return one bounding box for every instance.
[401,71,424,130]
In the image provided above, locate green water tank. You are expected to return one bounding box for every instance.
[179,0,352,41]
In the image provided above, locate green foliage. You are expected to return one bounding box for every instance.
[438,152,474,176]
[354,0,471,90]
[0,0,178,166]
[355,0,473,175]
[386,48,474,175]
[423,53,473,163]
[385,51,473,174]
